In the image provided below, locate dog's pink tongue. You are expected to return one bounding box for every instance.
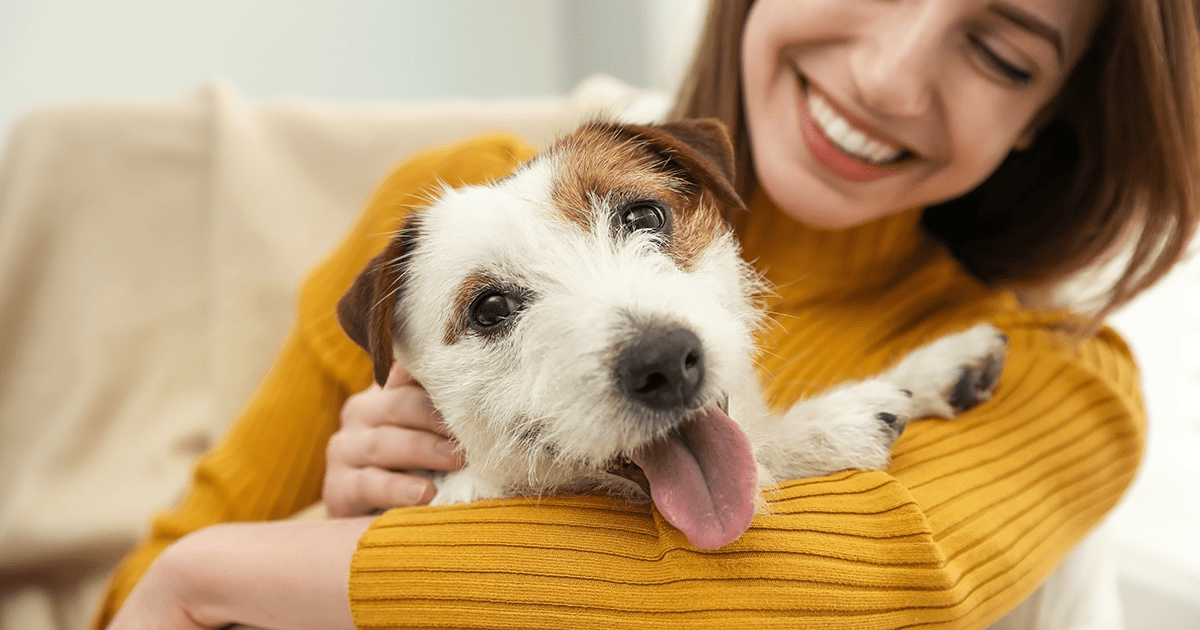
[631,407,757,550]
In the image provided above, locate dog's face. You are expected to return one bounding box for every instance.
[339,120,764,548]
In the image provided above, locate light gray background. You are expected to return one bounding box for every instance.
[0,0,706,141]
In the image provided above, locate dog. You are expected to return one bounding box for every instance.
[337,119,1007,550]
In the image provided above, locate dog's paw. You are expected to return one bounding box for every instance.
[767,380,916,478]
[883,324,1008,419]
[429,469,500,506]
[822,379,916,444]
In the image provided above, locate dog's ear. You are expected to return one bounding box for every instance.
[337,222,413,386]
[626,119,747,215]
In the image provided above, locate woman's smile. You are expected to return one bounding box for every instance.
[796,72,915,183]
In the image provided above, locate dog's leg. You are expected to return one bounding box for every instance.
[879,323,1008,420]
[753,380,915,481]
[752,324,1007,483]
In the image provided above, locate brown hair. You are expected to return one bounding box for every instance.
[668,0,1200,317]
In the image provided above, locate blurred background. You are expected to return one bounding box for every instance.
[0,0,704,142]
[0,1,1197,628]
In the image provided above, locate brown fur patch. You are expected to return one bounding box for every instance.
[545,120,746,270]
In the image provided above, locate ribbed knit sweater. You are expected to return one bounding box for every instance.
[94,133,1145,629]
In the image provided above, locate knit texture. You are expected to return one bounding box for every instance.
[94,134,1144,630]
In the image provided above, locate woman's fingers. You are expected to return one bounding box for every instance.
[340,379,449,436]
[324,466,437,517]
[327,424,462,471]
[325,363,461,516]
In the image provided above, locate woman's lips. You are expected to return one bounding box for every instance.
[796,76,914,183]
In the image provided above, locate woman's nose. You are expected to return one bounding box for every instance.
[851,6,942,118]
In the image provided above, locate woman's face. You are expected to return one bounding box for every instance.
[741,0,1104,228]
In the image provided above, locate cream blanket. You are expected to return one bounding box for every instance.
[0,77,656,630]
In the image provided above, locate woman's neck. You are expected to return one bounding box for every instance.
[736,186,938,297]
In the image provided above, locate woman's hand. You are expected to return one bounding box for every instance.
[323,361,464,516]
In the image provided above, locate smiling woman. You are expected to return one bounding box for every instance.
[680,0,1197,320]
[90,0,1200,628]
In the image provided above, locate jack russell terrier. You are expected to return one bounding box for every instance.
[337,119,1007,550]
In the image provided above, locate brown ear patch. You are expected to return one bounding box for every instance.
[336,215,420,386]
[546,119,746,270]
[618,119,745,216]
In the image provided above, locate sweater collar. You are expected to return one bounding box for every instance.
[735,185,940,296]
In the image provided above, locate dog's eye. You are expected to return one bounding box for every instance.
[470,291,523,329]
[623,204,664,231]
[615,201,671,236]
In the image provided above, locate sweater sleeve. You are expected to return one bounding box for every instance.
[345,316,1144,629]
[91,133,538,630]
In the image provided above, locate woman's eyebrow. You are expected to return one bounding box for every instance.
[989,3,1065,63]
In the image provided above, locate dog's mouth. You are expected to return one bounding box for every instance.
[607,396,731,495]
[605,396,758,550]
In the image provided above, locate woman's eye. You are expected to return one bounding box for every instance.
[470,292,523,328]
[616,201,671,235]
[969,34,1035,86]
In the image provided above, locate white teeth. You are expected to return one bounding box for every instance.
[806,89,905,164]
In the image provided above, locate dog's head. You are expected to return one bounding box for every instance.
[338,120,764,549]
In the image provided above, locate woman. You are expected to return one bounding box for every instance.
[98,0,1200,628]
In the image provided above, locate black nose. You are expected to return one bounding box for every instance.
[614,324,705,411]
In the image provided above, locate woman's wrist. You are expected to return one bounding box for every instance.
[106,535,214,630]
[118,517,372,630]
[152,525,248,628]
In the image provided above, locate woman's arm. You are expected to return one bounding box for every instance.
[341,318,1144,630]
[101,285,1139,630]
[106,517,372,630]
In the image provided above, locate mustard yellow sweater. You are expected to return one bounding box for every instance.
[95,134,1145,629]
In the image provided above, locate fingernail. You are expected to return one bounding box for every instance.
[409,479,434,505]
